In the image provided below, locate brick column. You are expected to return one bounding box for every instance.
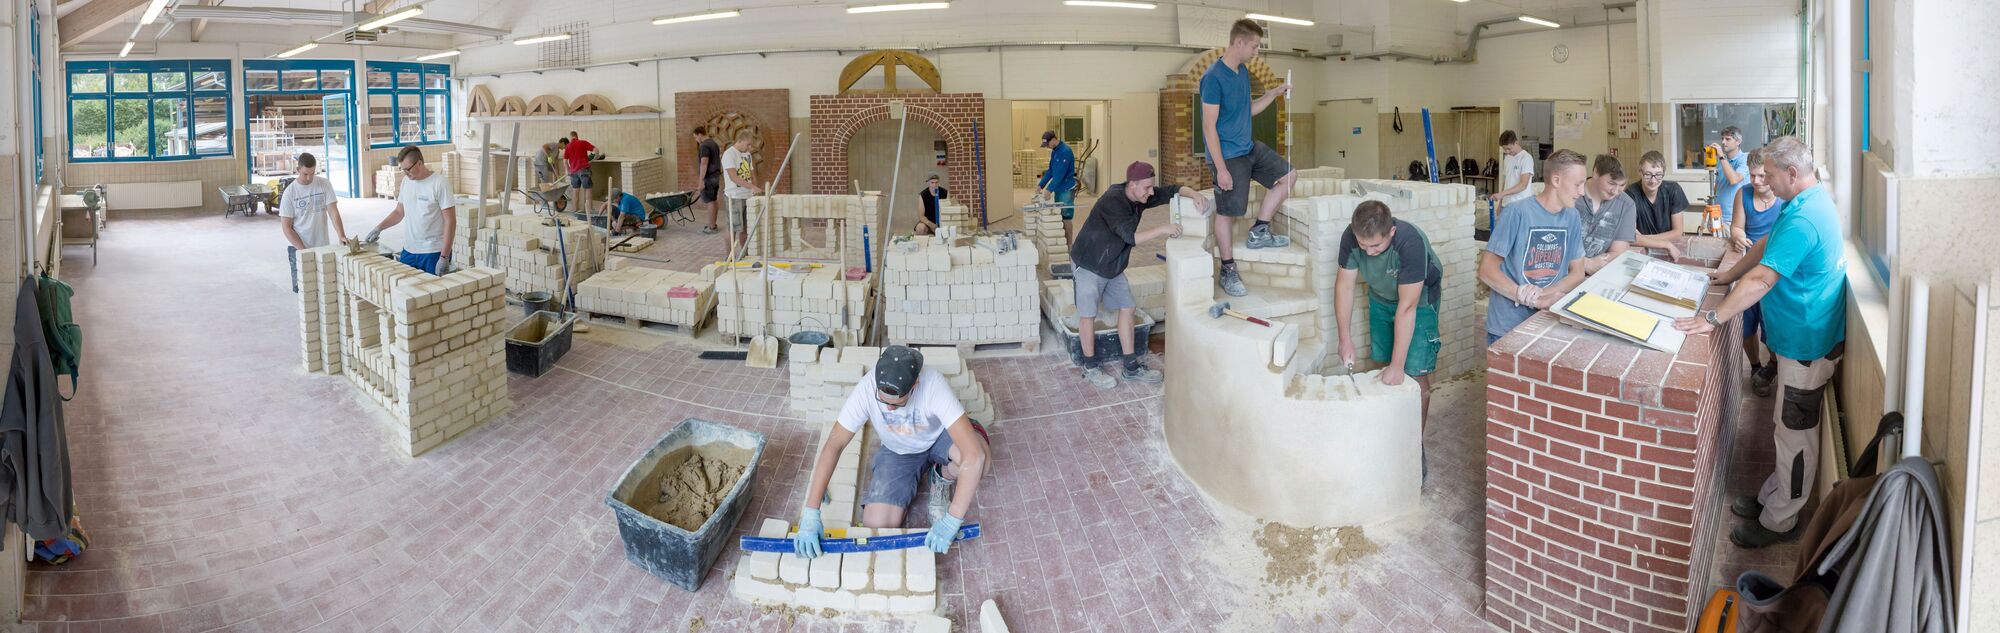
[1483,249,1742,633]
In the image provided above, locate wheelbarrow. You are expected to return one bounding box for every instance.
[645,191,698,226]
[520,182,570,216]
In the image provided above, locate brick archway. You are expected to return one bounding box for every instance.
[809,93,986,223]
[1160,49,1289,189]
[674,89,792,193]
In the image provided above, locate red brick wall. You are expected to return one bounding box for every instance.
[674,89,792,194]
[807,93,986,223]
[1483,249,1742,633]
[1158,49,1288,189]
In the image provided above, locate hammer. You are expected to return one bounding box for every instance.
[1207,301,1273,327]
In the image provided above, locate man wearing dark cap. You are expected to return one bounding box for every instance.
[793,346,990,558]
[1067,161,1210,388]
[1035,130,1078,243]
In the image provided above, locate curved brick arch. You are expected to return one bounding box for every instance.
[809,93,987,223]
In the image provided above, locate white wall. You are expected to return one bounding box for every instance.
[1908,0,2000,176]
[1657,0,1801,101]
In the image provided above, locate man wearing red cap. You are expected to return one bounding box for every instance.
[1067,161,1211,388]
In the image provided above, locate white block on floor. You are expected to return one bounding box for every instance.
[733,564,794,604]
[981,599,1011,633]
[907,547,937,592]
[778,550,810,585]
[840,528,874,590]
[910,614,954,633]
[889,593,936,614]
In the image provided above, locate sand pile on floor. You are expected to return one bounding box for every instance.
[652,453,745,531]
[1199,509,1385,631]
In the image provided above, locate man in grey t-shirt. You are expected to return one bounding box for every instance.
[1482,149,1590,344]
[1574,154,1638,274]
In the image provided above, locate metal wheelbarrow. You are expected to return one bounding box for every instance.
[645,191,698,226]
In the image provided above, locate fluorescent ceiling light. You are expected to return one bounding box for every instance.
[1518,15,1561,28]
[1452,0,1470,3]
[417,49,462,61]
[847,2,950,14]
[654,10,740,25]
[1245,12,1314,26]
[1064,1,1156,8]
[139,0,172,25]
[356,6,423,31]
[277,42,318,58]
[119,41,136,57]
[513,33,571,45]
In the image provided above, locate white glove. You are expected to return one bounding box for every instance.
[1514,284,1542,307]
[363,228,382,244]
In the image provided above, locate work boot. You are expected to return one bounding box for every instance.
[1730,494,1764,520]
[1121,363,1163,384]
[1082,366,1116,390]
[1730,519,1798,549]
[926,464,954,524]
[1219,265,1248,297]
[1751,362,1777,398]
[1247,223,1291,249]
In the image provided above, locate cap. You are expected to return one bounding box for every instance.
[875,346,924,398]
[606,186,622,199]
[1041,130,1058,143]
[1126,161,1155,182]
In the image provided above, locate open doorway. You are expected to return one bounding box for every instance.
[1008,100,1108,215]
[244,61,359,197]
[847,119,946,235]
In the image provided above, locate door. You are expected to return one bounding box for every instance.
[1314,99,1378,179]
[322,93,355,197]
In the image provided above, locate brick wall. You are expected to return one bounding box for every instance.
[1158,50,1287,190]
[807,93,985,224]
[674,89,792,193]
[1483,255,1742,633]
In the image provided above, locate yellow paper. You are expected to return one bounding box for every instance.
[1568,293,1660,341]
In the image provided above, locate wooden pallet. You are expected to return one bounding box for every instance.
[579,310,706,338]
[896,337,1040,358]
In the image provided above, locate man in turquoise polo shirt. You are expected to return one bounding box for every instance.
[1672,136,1845,549]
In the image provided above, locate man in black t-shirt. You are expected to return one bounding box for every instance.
[917,174,947,235]
[1625,151,1687,260]
[693,126,725,234]
[1068,161,1210,388]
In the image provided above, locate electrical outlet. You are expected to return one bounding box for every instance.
[1644,122,1659,134]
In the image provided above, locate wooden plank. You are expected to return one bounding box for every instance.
[59,0,150,48]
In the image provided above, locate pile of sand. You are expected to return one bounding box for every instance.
[651,453,746,531]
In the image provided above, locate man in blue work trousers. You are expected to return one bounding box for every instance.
[1035,130,1078,243]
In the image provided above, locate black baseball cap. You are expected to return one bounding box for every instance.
[1041,130,1058,143]
[875,346,924,398]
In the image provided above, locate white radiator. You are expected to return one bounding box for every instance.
[105,180,203,209]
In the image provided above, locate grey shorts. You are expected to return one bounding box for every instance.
[862,431,956,509]
[1072,266,1135,319]
[727,197,748,231]
[568,170,593,190]
[1214,142,1293,217]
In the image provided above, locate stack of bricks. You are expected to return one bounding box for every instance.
[708,263,873,345]
[787,345,997,425]
[1038,264,1169,327]
[574,265,716,332]
[1483,299,1740,633]
[731,517,939,615]
[936,199,976,232]
[450,214,606,299]
[1012,148,1050,188]
[297,246,346,374]
[336,253,512,456]
[881,235,1041,346]
[743,194,880,263]
[1021,206,1071,273]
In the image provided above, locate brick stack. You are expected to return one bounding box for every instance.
[337,255,512,456]
[743,194,880,263]
[604,156,668,200]
[787,345,997,425]
[709,263,873,345]
[574,268,716,333]
[936,199,975,232]
[1483,293,1740,633]
[450,214,606,299]
[1021,205,1070,274]
[731,517,939,615]
[297,245,346,374]
[1012,148,1050,188]
[808,93,986,223]
[1038,264,1169,327]
[881,235,1040,346]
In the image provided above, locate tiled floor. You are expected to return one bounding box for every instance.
[25,198,1779,633]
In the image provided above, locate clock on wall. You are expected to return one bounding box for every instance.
[1552,44,1570,64]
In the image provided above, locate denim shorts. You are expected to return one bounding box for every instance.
[568,169,593,190]
[862,431,956,509]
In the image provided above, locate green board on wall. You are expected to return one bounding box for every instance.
[1190,91,1280,158]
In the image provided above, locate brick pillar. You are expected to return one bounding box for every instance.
[1482,251,1742,633]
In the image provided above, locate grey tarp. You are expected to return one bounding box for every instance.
[1815,455,1955,633]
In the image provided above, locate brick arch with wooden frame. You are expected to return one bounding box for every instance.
[1159,49,1288,190]
[673,89,793,194]
[808,93,987,224]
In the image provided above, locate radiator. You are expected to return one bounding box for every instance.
[105,180,203,210]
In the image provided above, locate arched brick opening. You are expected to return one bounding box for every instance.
[673,89,793,193]
[1159,49,1288,189]
[809,93,986,224]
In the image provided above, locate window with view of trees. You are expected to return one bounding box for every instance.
[366,61,451,148]
[68,60,231,162]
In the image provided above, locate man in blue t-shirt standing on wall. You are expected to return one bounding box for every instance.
[1202,18,1298,298]
[1672,136,1846,550]
[1035,131,1078,243]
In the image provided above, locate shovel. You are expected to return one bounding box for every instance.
[745,133,804,369]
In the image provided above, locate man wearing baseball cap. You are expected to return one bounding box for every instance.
[793,346,990,558]
[1035,130,1078,243]
[1067,161,1210,388]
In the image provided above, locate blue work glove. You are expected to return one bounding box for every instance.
[925,513,964,554]
[792,507,823,559]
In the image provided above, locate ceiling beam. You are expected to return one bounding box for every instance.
[59,0,152,47]
[191,0,217,41]
[363,0,397,15]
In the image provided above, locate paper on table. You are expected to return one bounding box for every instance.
[1628,259,1707,310]
[1566,292,1662,341]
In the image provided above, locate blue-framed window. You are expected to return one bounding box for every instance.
[365,61,450,148]
[67,60,231,162]
[30,8,44,182]
[245,59,354,93]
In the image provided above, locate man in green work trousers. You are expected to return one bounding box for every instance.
[1333,200,1443,477]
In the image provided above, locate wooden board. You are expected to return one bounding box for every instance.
[616,104,661,114]
[498,96,528,116]
[468,85,497,117]
[567,94,615,116]
[526,95,568,116]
